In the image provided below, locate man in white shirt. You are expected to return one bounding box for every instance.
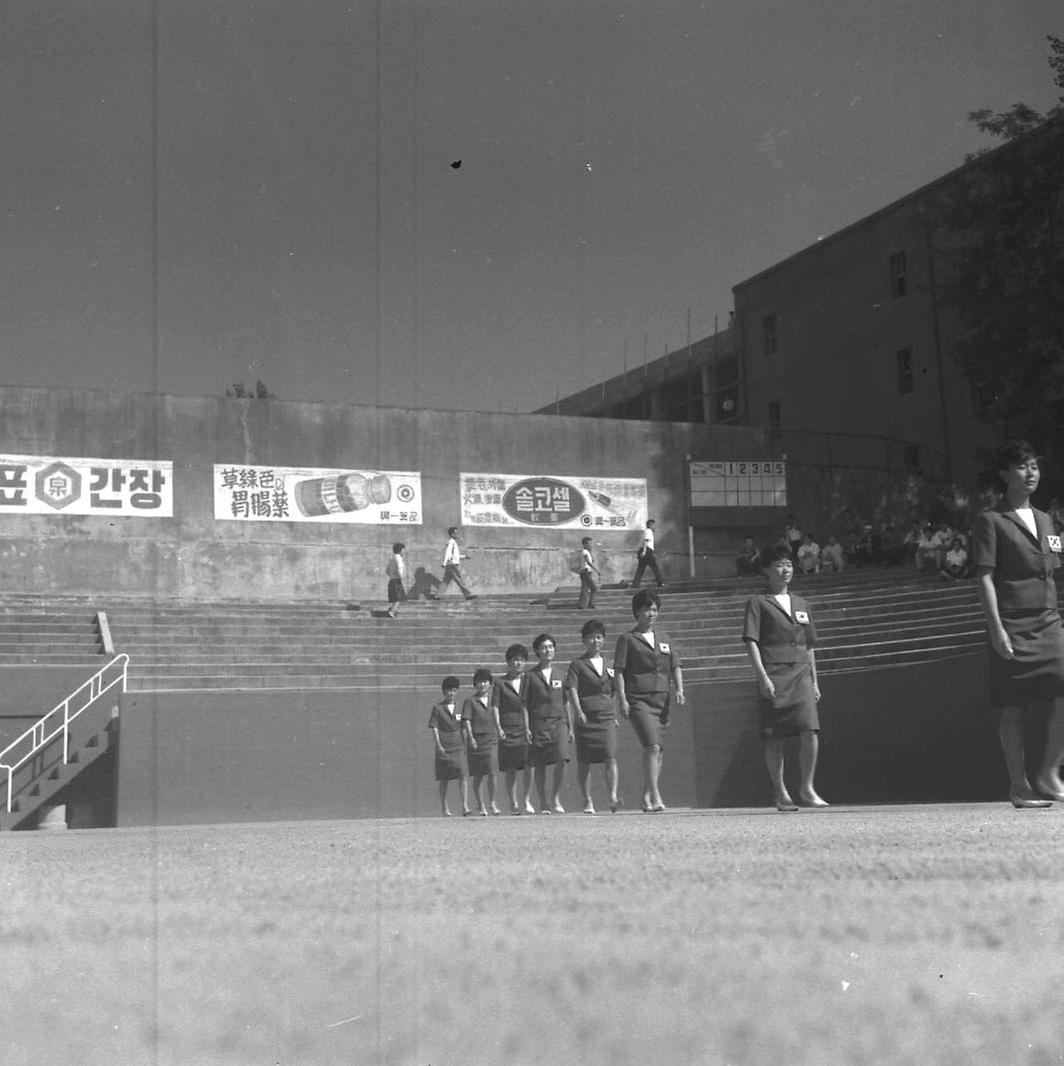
[441,526,477,600]
[578,536,600,609]
[631,519,666,589]
[796,533,821,574]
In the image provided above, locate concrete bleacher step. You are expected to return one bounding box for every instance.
[0,568,1011,693]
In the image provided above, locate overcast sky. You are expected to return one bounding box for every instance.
[0,0,1060,414]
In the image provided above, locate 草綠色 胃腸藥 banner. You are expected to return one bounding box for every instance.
[213,464,423,523]
[459,473,647,529]
[0,454,173,516]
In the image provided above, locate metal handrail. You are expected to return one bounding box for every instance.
[0,653,129,815]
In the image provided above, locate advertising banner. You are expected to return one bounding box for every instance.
[0,454,173,516]
[213,464,423,524]
[460,473,647,530]
[690,459,787,507]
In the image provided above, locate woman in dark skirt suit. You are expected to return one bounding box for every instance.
[492,643,535,815]
[613,589,686,813]
[973,440,1064,808]
[742,546,826,811]
[427,675,470,817]
[522,633,573,813]
[565,618,621,814]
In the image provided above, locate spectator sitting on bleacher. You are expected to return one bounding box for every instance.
[941,536,970,580]
[784,514,804,558]
[878,524,904,567]
[914,525,939,570]
[820,535,845,572]
[851,525,881,567]
[837,508,862,557]
[902,520,922,565]
[796,532,821,574]
[736,536,761,576]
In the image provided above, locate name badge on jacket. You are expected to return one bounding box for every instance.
[794,610,810,624]
[659,642,670,653]
[606,667,615,678]
[1048,535,1062,553]
[551,679,562,689]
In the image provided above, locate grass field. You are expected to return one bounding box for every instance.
[3,803,1063,1066]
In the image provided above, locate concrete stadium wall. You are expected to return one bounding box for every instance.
[0,665,103,750]
[114,687,698,825]
[0,386,772,599]
[696,653,1012,807]
[112,654,1016,827]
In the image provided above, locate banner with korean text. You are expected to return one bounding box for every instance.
[0,454,173,516]
[213,464,423,523]
[460,473,647,530]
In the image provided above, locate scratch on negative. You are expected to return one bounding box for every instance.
[325,1016,363,1029]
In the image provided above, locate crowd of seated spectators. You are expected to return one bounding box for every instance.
[736,508,984,580]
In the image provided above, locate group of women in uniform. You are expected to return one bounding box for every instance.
[432,439,1064,814]
[429,588,685,816]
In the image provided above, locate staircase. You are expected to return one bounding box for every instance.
[0,655,126,831]
[83,568,991,692]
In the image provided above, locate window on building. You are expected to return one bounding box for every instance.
[762,314,778,356]
[714,357,740,423]
[896,348,914,395]
[889,251,907,298]
[768,400,782,428]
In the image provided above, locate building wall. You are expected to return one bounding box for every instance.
[0,385,774,598]
[733,192,991,486]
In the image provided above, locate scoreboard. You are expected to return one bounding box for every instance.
[689,459,787,507]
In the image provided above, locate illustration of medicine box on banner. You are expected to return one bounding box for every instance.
[0,454,173,516]
[459,473,647,529]
[213,464,423,523]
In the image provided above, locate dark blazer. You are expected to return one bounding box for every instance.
[972,505,1061,614]
[742,593,818,666]
[612,629,680,695]
[564,656,616,716]
[521,666,566,724]
[428,701,465,751]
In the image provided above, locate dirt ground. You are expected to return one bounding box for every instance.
[2,803,1063,1066]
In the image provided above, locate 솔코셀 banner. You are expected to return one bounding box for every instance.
[459,473,647,530]
[213,464,423,523]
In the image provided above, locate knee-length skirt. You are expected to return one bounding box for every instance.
[528,717,569,766]
[497,737,529,772]
[758,660,818,740]
[466,739,499,777]
[989,609,1064,707]
[434,746,467,781]
[575,701,618,763]
[627,691,670,749]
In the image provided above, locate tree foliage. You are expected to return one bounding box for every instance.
[225,380,275,400]
[932,36,1064,475]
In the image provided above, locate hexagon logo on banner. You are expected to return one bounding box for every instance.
[35,461,82,510]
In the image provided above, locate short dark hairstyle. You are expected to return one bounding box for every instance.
[472,668,493,685]
[392,542,404,554]
[505,643,529,661]
[532,633,556,653]
[646,518,655,527]
[447,526,458,538]
[766,545,794,564]
[441,675,460,691]
[631,589,661,615]
[996,439,1039,471]
[581,618,606,640]
[581,536,592,546]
